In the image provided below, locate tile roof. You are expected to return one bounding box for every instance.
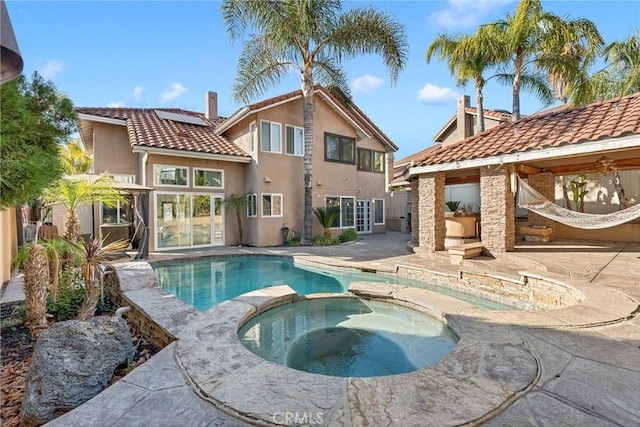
[413,92,640,168]
[464,106,512,120]
[75,107,251,158]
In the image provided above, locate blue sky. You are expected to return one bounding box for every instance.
[7,0,640,160]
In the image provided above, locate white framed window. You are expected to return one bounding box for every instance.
[101,195,132,225]
[247,193,257,217]
[260,120,281,153]
[325,196,355,228]
[374,198,385,225]
[154,165,188,187]
[249,121,257,152]
[261,193,283,217]
[193,168,223,189]
[285,125,304,156]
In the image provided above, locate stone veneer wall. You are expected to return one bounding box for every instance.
[480,166,515,252]
[417,172,446,251]
[104,267,174,349]
[526,172,556,229]
[395,265,585,310]
[410,179,419,245]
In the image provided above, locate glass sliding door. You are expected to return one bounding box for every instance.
[156,193,225,250]
[156,194,192,248]
[213,196,224,245]
[192,194,212,246]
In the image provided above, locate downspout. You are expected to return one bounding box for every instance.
[141,151,148,187]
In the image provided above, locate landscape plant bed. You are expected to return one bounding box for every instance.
[0,301,161,427]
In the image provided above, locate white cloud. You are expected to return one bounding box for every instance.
[351,74,383,94]
[160,82,188,103]
[108,101,126,108]
[132,86,145,100]
[417,84,459,104]
[37,59,65,80]
[429,0,513,30]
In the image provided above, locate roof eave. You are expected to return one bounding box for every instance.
[131,145,252,163]
[405,134,640,180]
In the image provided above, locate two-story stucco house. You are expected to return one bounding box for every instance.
[75,85,397,251]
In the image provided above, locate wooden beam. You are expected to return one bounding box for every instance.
[445,175,479,185]
[546,158,640,175]
[516,164,540,175]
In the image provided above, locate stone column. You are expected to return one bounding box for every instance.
[417,172,445,251]
[410,179,419,245]
[526,172,555,228]
[480,165,515,252]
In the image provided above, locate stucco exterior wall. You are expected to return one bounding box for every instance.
[92,123,140,180]
[0,208,17,285]
[226,97,391,246]
[145,154,248,249]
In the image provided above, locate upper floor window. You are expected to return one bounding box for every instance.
[261,120,281,153]
[194,168,223,188]
[262,193,283,217]
[286,125,304,156]
[324,133,355,164]
[357,148,372,171]
[373,151,385,173]
[247,193,257,217]
[154,165,188,186]
[249,121,257,152]
[357,149,385,173]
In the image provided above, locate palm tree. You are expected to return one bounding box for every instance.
[61,138,93,175]
[221,194,248,244]
[426,29,498,133]
[222,0,408,245]
[71,237,129,321]
[42,175,125,241]
[572,32,640,104]
[485,0,603,119]
[312,206,340,237]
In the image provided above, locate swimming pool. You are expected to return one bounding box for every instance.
[153,256,510,311]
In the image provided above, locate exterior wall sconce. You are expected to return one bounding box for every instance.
[264,176,272,183]
[316,180,322,186]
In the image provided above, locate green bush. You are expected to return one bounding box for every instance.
[287,235,301,246]
[338,228,357,243]
[47,272,85,321]
[313,235,335,246]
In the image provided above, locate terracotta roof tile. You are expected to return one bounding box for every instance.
[75,107,250,158]
[413,92,640,167]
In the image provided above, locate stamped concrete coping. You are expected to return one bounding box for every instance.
[174,283,539,426]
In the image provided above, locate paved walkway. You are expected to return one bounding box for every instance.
[3,232,636,426]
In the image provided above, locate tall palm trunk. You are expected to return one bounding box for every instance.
[64,210,81,241]
[23,243,49,340]
[513,46,524,121]
[301,69,315,245]
[475,79,485,132]
[235,208,243,244]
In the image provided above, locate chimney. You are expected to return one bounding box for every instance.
[205,91,218,120]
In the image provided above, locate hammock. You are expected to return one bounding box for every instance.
[517,176,640,229]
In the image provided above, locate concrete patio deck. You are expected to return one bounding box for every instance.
[3,232,638,426]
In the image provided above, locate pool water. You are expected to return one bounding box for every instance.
[238,297,458,377]
[153,256,510,311]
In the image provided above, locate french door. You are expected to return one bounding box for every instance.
[356,199,372,234]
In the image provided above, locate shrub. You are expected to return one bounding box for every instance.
[46,271,85,321]
[338,228,357,243]
[313,235,335,246]
[287,235,301,246]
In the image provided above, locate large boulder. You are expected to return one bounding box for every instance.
[20,316,132,426]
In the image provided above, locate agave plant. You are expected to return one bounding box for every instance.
[313,207,340,237]
[68,237,129,321]
[445,201,461,212]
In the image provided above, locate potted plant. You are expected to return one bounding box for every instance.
[445,201,461,213]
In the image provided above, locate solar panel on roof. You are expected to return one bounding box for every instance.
[154,110,207,126]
